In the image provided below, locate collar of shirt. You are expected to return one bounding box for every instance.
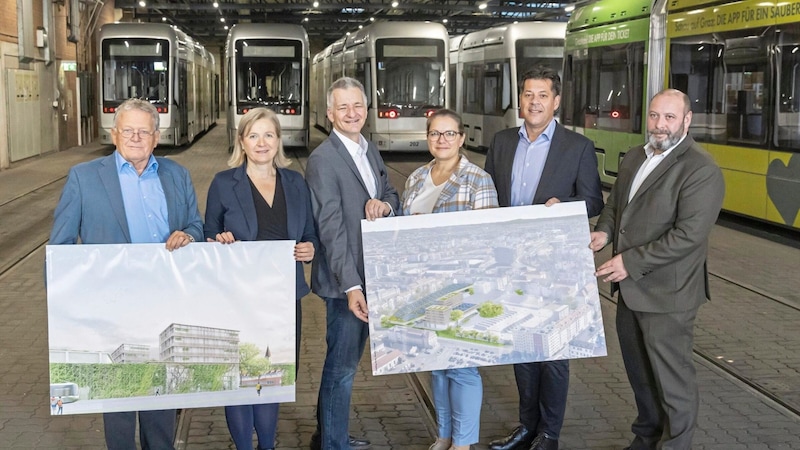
[333,128,368,159]
[517,118,557,145]
[114,150,158,175]
[643,133,686,158]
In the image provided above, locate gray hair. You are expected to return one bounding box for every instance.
[114,98,160,131]
[327,77,368,109]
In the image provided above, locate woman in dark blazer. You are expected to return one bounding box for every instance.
[205,107,318,450]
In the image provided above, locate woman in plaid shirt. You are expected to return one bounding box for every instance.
[400,108,498,450]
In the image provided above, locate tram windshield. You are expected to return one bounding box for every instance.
[375,38,446,117]
[102,38,169,108]
[235,39,303,115]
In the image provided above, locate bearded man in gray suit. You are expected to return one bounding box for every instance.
[590,89,725,450]
[305,77,399,450]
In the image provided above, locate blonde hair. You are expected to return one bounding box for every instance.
[228,108,291,168]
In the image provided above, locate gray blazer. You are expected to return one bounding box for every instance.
[50,153,204,245]
[485,123,604,217]
[594,135,725,313]
[305,132,399,300]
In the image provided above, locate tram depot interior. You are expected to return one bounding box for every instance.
[2,0,800,231]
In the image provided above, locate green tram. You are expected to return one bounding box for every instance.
[563,0,800,230]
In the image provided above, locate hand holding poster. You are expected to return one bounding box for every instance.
[361,202,606,376]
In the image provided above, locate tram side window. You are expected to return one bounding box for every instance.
[722,33,769,146]
[670,40,725,143]
[594,42,644,133]
[777,26,800,150]
[483,61,510,116]
[463,62,483,115]
[562,53,590,127]
[355,61,372,108]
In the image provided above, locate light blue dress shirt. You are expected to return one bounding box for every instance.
[115,151,170,243]
[510,118,556,206]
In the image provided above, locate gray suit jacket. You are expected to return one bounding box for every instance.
[305,132,399,300]
[594,135,725,313]
[50,153,203,245]
[485,123,604,217]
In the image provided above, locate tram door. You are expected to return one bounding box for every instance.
[59,61,79,149]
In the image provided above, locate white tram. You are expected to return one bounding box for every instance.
[225,24,310,149]
[98,23,218,146]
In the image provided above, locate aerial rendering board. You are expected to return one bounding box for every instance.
[362,202,607,376]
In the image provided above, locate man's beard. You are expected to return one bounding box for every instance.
[647,123,684,152]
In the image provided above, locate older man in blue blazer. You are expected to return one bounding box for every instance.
[485,66,603,450]
[306,77,399,450]
[50,98,203,450]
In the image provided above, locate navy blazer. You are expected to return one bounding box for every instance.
[50,153,204,245]
[204,164,319,299]
[485,123,604,217]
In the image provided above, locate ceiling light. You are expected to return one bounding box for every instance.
[565,5,575,12]
[442,19,448,23]
[478,3,487,10]
[220,17,225,22]
[313,1,319,7]
[358,25,363,29]
[213,1,219,7]
[303,17,309,22]
[391,1,399,7]
[138,1,146,7]
[162,17,167,21]
[224,25,229,30]
[370,17,375,22]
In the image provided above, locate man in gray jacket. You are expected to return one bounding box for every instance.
[590,89,725,450]
[305,77,399,450]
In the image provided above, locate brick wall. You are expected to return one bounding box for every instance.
[0,0,19,44]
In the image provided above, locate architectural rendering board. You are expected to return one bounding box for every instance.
[45,241,296,415]
[362,202,607,376]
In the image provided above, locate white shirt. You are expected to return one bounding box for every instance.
[333,128,377,199]
[409,171,447,215]
[627,134,686,202]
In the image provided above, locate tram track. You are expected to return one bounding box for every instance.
[598,290,800,419]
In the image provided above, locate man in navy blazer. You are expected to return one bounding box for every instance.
[50,98,203,450]
[305,77,399,450]
[485,66,603,450]
[590,89,724,450]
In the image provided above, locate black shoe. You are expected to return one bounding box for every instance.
[488,425,536,450]
[529,433,558,450]
[310,430,371,450]
[348,435,371,449]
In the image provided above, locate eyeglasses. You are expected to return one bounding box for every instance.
[117,128,156,139]
[427,130,463,142]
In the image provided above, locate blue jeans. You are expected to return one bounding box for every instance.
[103,410,176,450]
[431,368,483,446]
[316,296,369,449]
[225,403,279,450]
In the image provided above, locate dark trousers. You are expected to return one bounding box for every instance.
[513,359,569,439]
[103,409,176,450]
[616,295,699,450]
